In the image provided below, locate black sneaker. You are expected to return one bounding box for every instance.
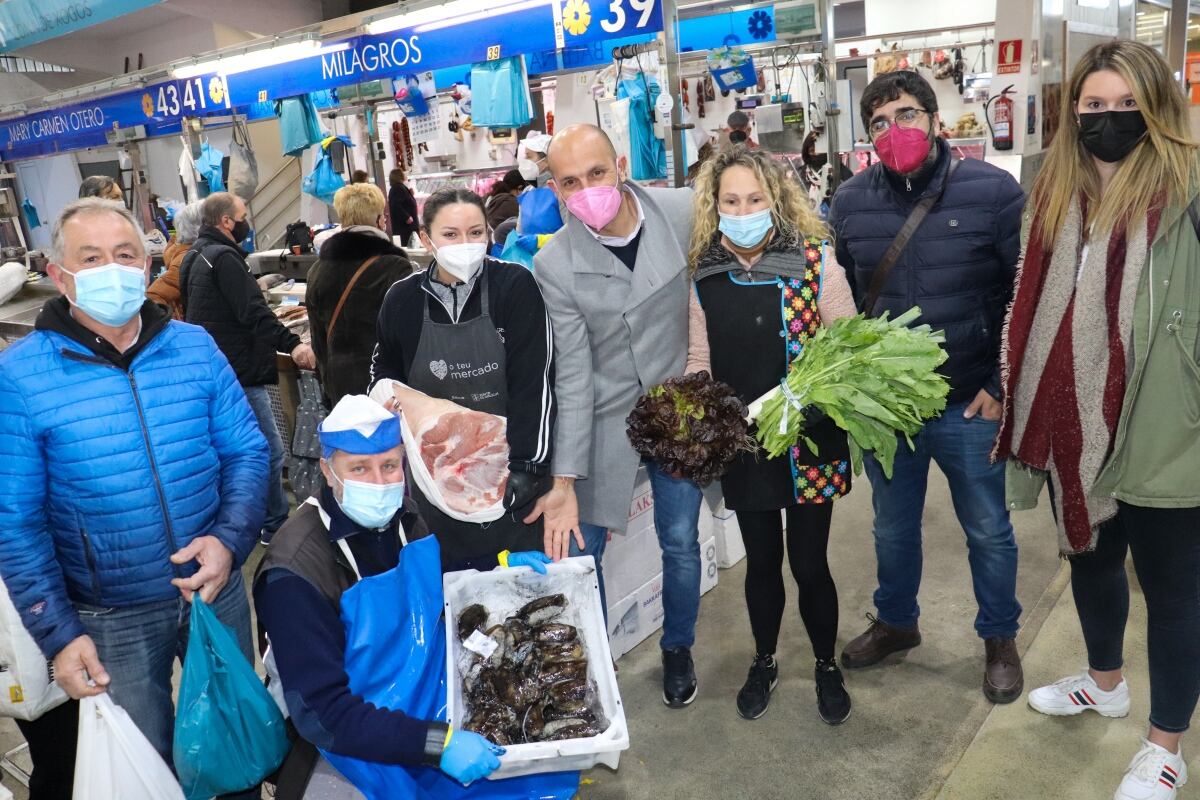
[736,655,778,720]
[662,646,698,708]
[815,658,852,725]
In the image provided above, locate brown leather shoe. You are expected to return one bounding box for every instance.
[840,614,922,669]
[983,638,1023,703]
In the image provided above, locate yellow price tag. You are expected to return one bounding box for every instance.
[487,45,501,61]
[9,685,23,703]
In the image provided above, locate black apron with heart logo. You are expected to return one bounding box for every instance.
[407,269,542,562]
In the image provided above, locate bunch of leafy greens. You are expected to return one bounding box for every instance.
[747,308,950,479]
[626,371,755,486]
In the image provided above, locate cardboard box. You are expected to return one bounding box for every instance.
[701,485,746,569]
[602,467,661,601]
[606,572,664,660]
[607,537,720,660]
[700,537,719,595]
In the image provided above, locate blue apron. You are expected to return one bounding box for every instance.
[321,535,580,800]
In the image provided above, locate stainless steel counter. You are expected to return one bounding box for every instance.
[0,278,60,340]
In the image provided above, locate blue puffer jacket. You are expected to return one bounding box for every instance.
[828,140,1025,404]
[0,300,268,659]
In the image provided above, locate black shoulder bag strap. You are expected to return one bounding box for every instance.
[1187,195,1200,241]
[863,157,962,315]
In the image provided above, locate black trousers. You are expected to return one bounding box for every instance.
[1069,502,1200,733]
[13,699,77,800]
[735,503,838,661]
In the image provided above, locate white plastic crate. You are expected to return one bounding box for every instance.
[442,556,630,779]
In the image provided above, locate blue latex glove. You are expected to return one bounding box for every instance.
[503,550,552,574]
[499,551,549,575]
[440,728,504,785]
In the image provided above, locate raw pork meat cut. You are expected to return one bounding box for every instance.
[383,381,510,519]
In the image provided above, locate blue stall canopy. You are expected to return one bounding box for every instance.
[0,0,667,160]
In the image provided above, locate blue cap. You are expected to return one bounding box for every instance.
[318,395,402,459]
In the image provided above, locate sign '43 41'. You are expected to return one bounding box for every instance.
[143,75,231,120]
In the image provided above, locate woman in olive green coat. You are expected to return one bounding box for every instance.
[995,40,1200,800]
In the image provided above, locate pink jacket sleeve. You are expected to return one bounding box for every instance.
[685,287,712,375]
[818,246,858,324]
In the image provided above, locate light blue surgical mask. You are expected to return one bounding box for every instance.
[332,471,406,530]
[718,208,774,248]
[62,263,146,327]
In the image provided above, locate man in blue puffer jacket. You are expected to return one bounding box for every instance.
[828,70,1026,705]
[0,198,268,780]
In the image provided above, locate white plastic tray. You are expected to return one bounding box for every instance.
[442,556,629,779]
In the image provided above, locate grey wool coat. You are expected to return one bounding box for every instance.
[534,183,694,531]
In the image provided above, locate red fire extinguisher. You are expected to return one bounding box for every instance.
[985,85,1016,151]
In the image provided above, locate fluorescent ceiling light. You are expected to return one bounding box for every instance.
[172,38,344,79]
[366,0,550,35]
[412,0,550,33]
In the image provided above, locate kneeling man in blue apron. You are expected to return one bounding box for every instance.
[254,395,573,798]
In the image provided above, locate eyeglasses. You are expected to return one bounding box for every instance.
[868,108,929,138]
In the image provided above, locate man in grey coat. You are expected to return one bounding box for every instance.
[528,124,704,708]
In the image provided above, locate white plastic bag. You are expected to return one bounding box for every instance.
[228,124,260,201]
[74,694,186,800]
[0,576,66,721]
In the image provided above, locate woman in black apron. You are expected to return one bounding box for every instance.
[686,147,858,725]
[370,187,556,563]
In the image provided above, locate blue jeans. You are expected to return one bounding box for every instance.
[244,385,289,536]
[76,572,258,797]
[571,461,704,650]
[862,402,1021,640]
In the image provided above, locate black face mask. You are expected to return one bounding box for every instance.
[1078,110,1148,163]
[231,218,251,244]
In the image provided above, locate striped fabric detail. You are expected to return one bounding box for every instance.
[1068,690,1097,706]
[1160,764,1179,789]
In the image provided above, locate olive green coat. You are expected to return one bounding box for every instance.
[1006,199,1200,512]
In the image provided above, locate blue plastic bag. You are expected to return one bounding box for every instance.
[322,535,579,800]
[516,187,562,235]
[194,142,226,193]
[276,95,326,157]
[303,151,345,206]
[499,232,537,270]
[617,78,667,181]
[470,56,532,128]
[173,597,289,800]
[21,198,40,229]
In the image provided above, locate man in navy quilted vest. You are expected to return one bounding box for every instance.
[0,198,269,784]
[827,70,1026,704]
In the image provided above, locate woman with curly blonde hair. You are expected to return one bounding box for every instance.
[685,145,858,724]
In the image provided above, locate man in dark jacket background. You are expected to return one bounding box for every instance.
[827,70,1025,703]
[182,192,316,544]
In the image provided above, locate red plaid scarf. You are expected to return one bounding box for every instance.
[995,197,1160,553]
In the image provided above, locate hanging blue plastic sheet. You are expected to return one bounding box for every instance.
[173,598,290,800]
[194,142,226,193]
[302,150,345,206]
[276,94,326,157]
[322,535,580,800]
[617,78,667,181]
[469,56,533,128]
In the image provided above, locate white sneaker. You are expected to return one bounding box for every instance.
[1027,671,1131,717]
[1114,739,1187,800]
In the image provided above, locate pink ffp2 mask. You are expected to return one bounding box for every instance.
[565,185,623,230]
[874,126,933,174]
